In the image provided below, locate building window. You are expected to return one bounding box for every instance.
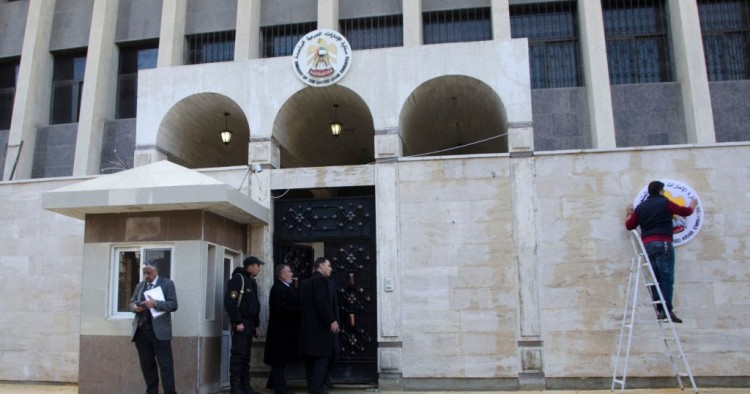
[511,2,581,89]
[261,22,317,58]
[341,15,403,50]
[111,246,173,317]
[51,52,86,124]
[423,7,492,45]
[117,43,158,119]
[698,0,750,81]
[602,0,673,85]
[185,30,235,64]
[0,58,19,130]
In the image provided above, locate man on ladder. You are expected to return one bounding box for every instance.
[625,180,698,323]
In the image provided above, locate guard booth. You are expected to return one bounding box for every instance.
[43,160,269,394]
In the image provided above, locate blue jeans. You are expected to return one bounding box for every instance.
[644,241,675,312]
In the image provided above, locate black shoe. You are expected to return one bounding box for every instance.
[656,310,666,320]
[324,378,334,389]
[669,312,683,323]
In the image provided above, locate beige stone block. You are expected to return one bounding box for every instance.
[402,309,460,333]
[379,347,402,371]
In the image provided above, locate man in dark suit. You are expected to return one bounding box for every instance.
[299,257,340,394]
[264,264,301,394]
[129,260,179,394]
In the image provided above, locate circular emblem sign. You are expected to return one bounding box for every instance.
[292,29,352,87]
[632,179,704,247]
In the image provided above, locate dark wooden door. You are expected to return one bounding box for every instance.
[273,196,377,385]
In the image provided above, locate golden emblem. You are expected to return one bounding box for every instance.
[230,291,238,299]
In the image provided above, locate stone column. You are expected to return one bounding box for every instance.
[579,0,616,149]
[3,0,55,180]
[247,138,279,200]
[374,128,403,389]
[157,0,187,67]
[508,123,543,390]
[668,0,716,144]
[491,0,511,41]
[402,0,422,47]
[317,0,339,31]
[235,0,261,61]
[73,0,119,176]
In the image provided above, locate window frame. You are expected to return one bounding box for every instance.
[50,52,87,125]
[698,0,750,81]
[0,57,20,130]
[109,244,174,319]
[116,42,158,119]
[422,7,493,45]
[602,0,674,85]
[510,1,582,89]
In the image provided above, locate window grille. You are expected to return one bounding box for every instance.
[51,53,86,124]
[511,2,581,89]
[602,0,674,85]
[341,15,403,50]
[185,30,235,65]
[423,7,492,45]
[261,22,317,58]
[0,58,19,130]
[698,0,750,81]
[117,43,158,119]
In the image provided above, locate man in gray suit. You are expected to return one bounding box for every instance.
[129,260,179,394]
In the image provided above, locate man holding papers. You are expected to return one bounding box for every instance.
[129,260,179,394]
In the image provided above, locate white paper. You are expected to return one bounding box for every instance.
[143,286,166,318]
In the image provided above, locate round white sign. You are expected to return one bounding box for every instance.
[632,179,704,246]
[292,29,352,87]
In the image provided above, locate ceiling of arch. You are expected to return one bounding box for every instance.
[400,75,508,157]
[272,85,375,168]
[157,93,249,169]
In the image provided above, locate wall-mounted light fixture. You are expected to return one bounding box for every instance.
[219,112,233,145]
[329,104,343,137]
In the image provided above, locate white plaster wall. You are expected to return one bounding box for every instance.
[397,156,519,377]
[0,178,85,382]
[535,144,750,378]
[136,39,532,146]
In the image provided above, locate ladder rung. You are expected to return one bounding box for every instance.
[613,379,624,385]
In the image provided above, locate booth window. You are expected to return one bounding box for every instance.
[111,246,173,318]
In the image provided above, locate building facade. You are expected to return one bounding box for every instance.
[1,0,749,393]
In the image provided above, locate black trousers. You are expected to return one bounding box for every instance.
[304,356,329,394]
[230,324,254,391]
[134,327,176,394]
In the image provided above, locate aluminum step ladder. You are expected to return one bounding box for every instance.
[611,230,698,393]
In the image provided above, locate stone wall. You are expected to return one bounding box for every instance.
[1,144,749,386]
[0,177,84,382]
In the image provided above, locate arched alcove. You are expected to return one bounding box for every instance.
[400,76,508,157]
[272,85,374,168]
[156,93,249,169]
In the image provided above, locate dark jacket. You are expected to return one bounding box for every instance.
[263,279,301,365]
[224,267,261,327]
[129,276,178,341]
[634,195,674,238]
[299,272,339,358]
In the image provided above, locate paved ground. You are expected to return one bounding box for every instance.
[0,384,747,394]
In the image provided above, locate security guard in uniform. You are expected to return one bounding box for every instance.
[225,256,264,394]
